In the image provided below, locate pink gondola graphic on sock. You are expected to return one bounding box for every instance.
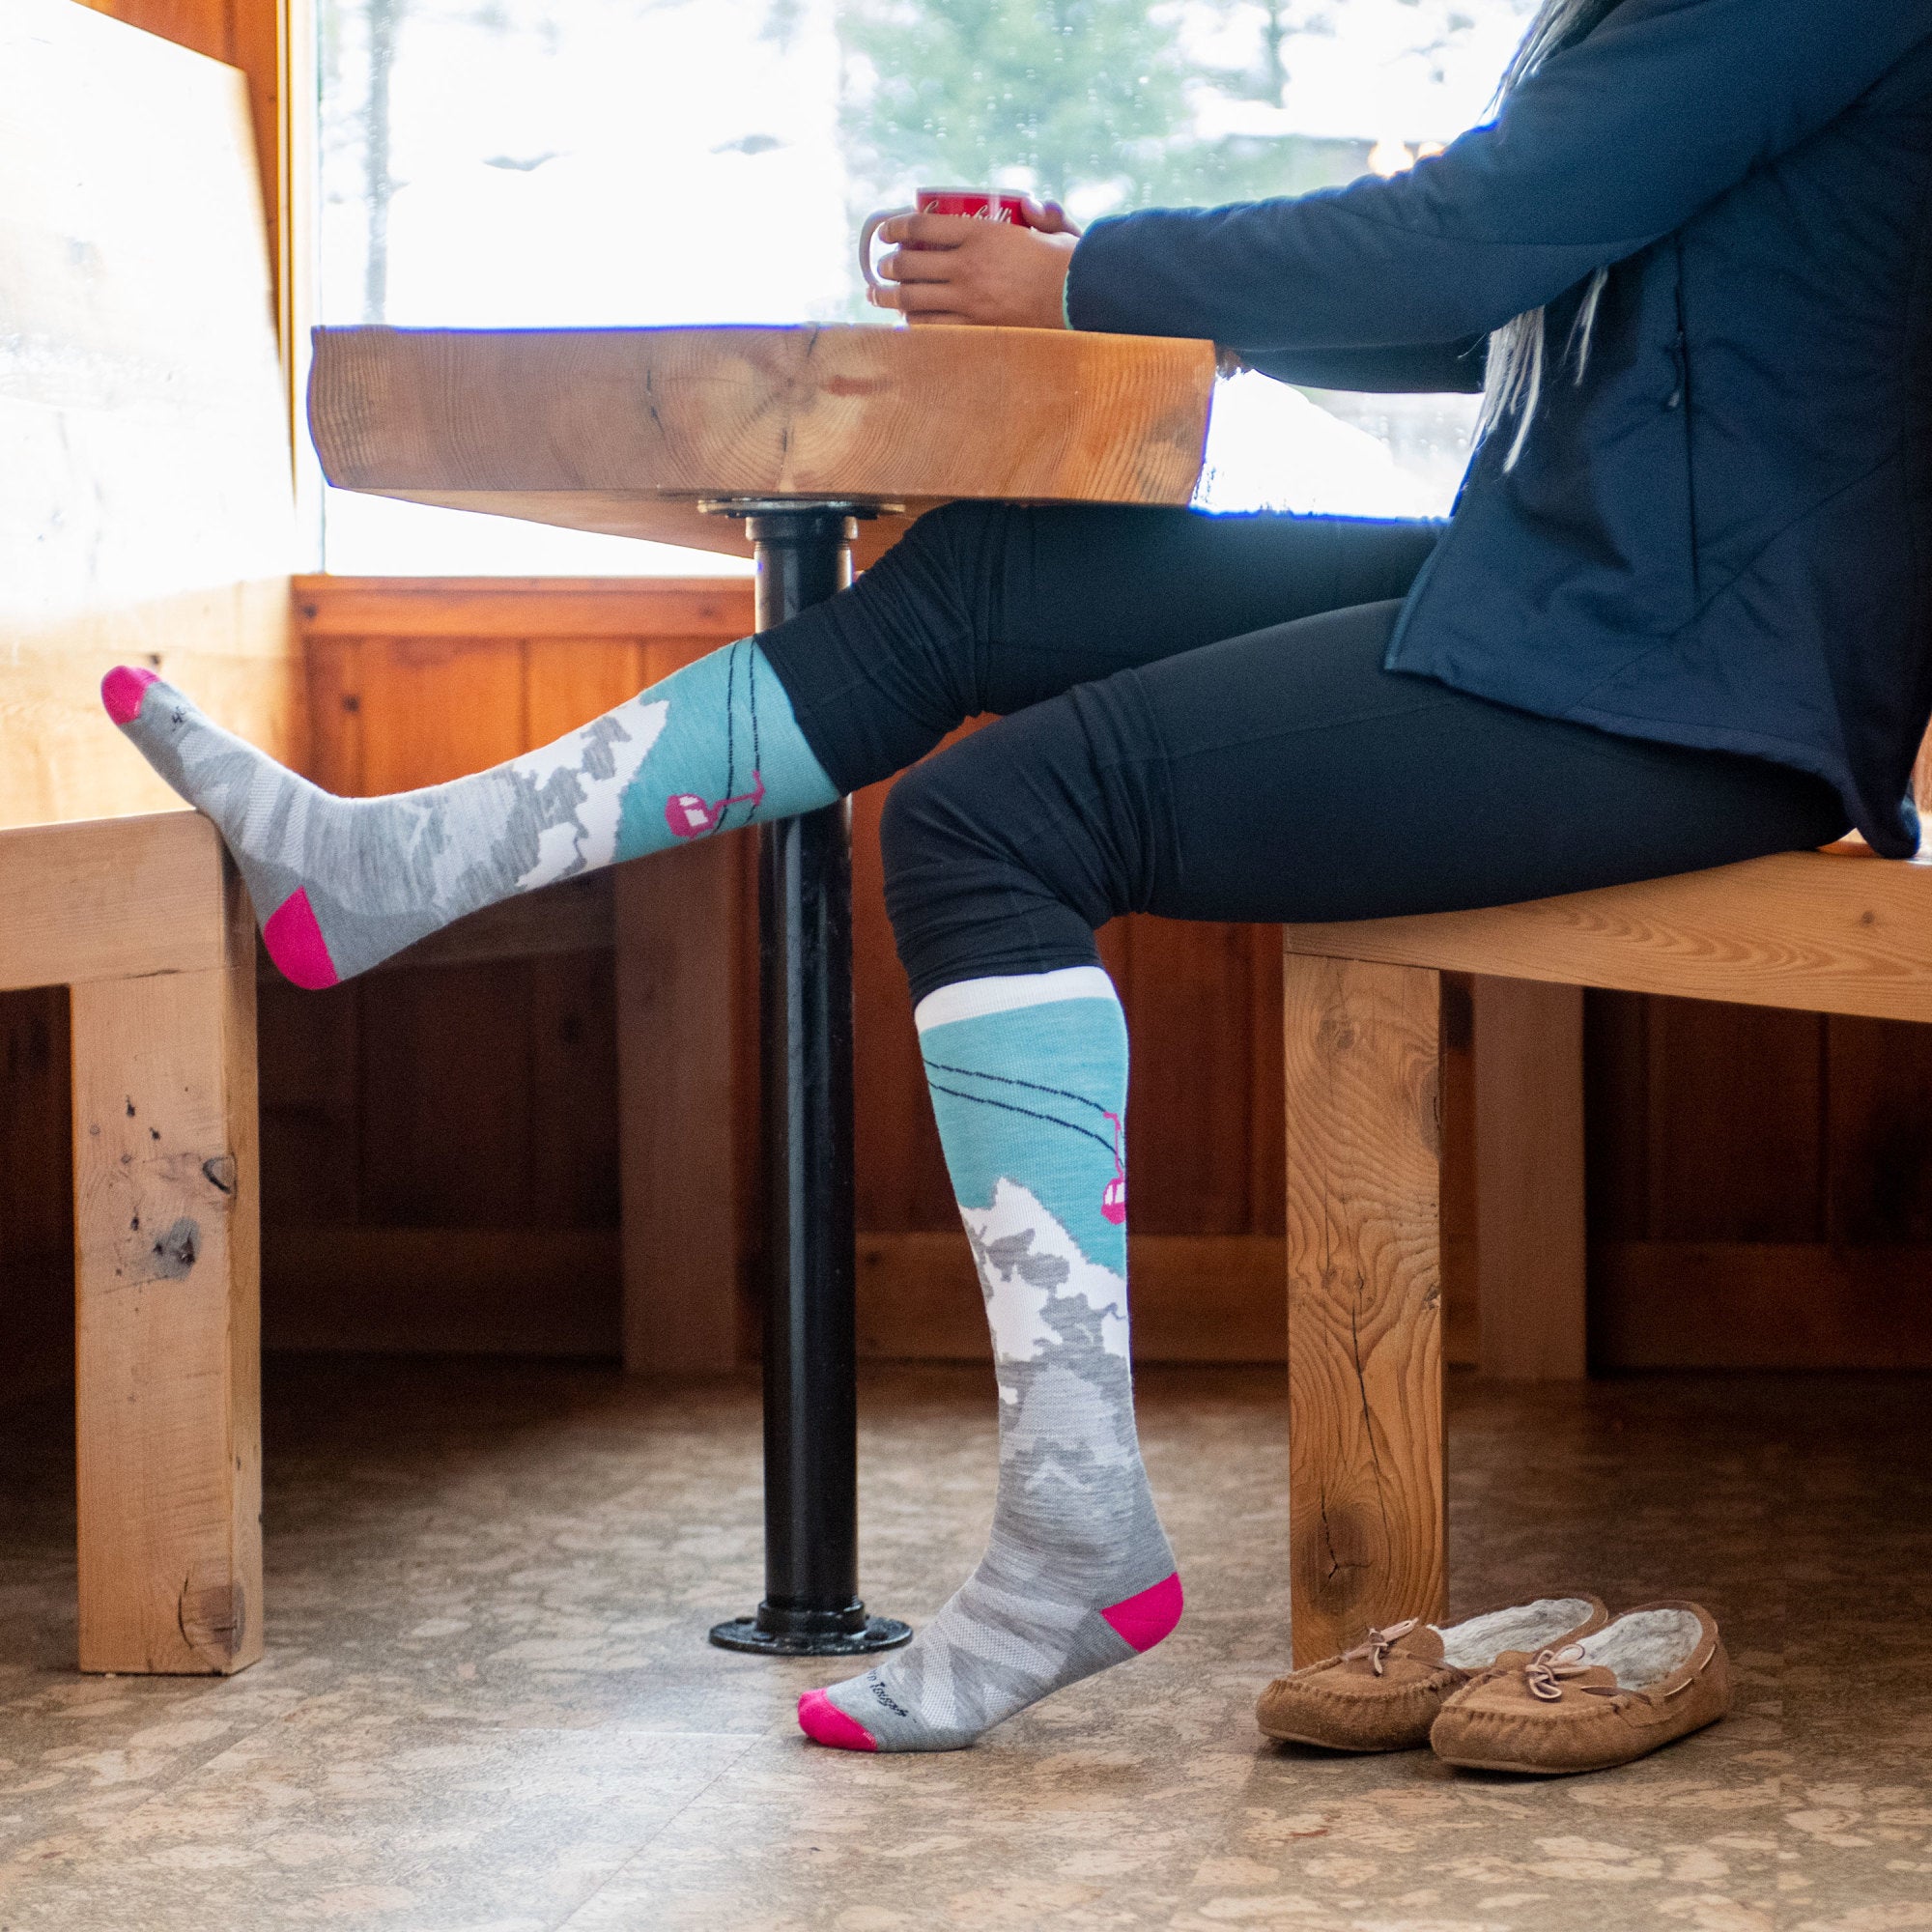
[665,770,764,839]
[924,1058,1127,1228]
[662,639,766,839]
[1100,1111,1127,1225]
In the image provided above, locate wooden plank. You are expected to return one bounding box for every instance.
[358,872,616,975]
[72,1,282,318]
[1469,977,1586,1379]
[613,841,743,1373]
[71,855,261,1674]
[74,0,314,502]
[300,636,363,792]
[527,948,622,1232]
[0,986,76,1408]
[1583,990,1651,1241]
[856,1231,1288,1363]
[356,638,526,792]
[1282,952,1445,1666]
[263,1226,621,1354]
[1247,923,1288,1241]
[1646,998,1825,1241]
[297,578,754,641]
[256,976,360,1228]
[355,958,538,1228]
[0,0,297,832]
[524,639,648,748]
[0,812,230,992]
[307,325,1217,567]
[1824,1013,1932,1244]
[1592,1240,1932,1369]
[1286,848,1932,1024]
[1122,917,1256,1236]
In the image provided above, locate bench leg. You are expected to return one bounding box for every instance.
[1283,952,1445,1667]
[71,860,262,1674]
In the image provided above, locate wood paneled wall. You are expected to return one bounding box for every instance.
[263,579,756,1354]
[1585,990,1932,1367]
[0,988,76,1407]
[267,576,1291,1362]
[265,574,1932,1370]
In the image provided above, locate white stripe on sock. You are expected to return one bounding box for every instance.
[913,965,1118,1034]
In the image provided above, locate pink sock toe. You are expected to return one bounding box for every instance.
[262,889,340,991]
[798,1690,878,1752]
[1101,1572,1184,1653]
[101,666,160,725]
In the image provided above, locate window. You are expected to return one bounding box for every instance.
[318,0,1532,573]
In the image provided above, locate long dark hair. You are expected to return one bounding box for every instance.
[1478,0,1627,468]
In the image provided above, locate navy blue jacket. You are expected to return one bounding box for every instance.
[1066,0,1932,855]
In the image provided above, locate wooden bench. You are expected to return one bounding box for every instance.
[1280,838,1932,1663]
[2,815,264,1671]
[1,2,298,1669]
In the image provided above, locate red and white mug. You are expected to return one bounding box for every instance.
[860,187,1045,291]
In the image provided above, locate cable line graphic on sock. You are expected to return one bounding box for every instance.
[666,639,767,838]
[923,1057,1127,1225]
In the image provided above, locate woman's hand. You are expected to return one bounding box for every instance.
[868,200,1081,328]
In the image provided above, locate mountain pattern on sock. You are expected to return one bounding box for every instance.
[800,968,1180,1754]
[101,639,836,988]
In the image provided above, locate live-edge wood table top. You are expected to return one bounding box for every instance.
[308,324,1218,567]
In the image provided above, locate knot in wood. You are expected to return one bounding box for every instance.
[151,1216,200,1279]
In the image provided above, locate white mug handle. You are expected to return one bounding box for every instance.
[860,206,915,291]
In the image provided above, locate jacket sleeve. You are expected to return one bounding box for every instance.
[1237,339,1489,394]
[1066,0,1931,351]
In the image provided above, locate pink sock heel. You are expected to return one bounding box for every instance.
[1100,1572,1184,1653]
[262,889,340,991]
[100,666,160,725]
[797,1690,878,1752]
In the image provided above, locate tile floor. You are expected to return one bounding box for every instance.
[0,1359,1925,1930]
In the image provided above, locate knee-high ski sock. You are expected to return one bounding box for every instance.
[799,966,1180,1754]
[101,639,837,987]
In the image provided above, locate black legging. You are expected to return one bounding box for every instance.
[756,503,1849,1001]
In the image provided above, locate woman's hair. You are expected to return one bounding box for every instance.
[1477,0,1626,469]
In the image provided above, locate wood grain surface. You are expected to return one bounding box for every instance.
[1283,953,1445,1666]
[307,325,1217,564]
[1591,1239,1932,1369]
[71,845,262,1674]
[0,988,75,1411]
[1470,976,1586,1380]
[0,812,233,992]
[615,841,744,1374]
[1288,849,1932,1024]
[0,0,298,832]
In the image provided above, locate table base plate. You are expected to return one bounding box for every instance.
[708,1609,914,1658]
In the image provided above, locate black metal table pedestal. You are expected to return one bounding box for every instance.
[704,502,911,1659]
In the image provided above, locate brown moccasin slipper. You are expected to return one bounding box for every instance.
[1429,1599,1729,1775]
[1255,1595,1608,1752]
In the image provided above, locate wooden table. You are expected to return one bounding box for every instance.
[310,323,1217,1655]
